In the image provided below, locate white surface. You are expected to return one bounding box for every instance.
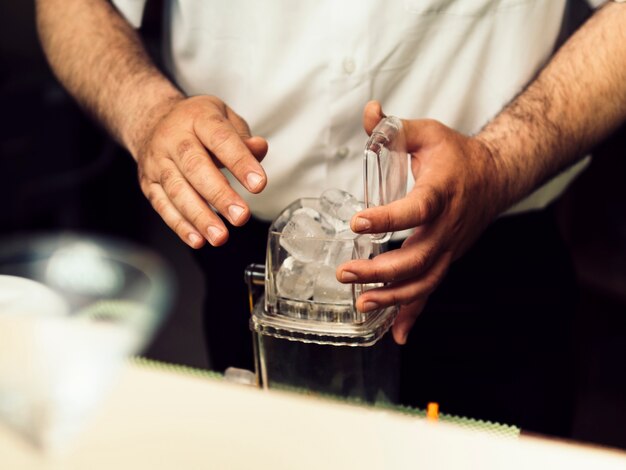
[0,316,138,452]
[1,363,625,470]
[0,276,139,451]
[0,275,69,318]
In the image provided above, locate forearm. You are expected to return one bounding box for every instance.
[35,0,183,159]
[477,2,626,213]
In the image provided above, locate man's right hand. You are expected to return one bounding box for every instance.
[36,1,267,248]
[134,95,268,248]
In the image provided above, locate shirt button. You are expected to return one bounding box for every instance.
[335,147,349,159]
[342,58,356,75]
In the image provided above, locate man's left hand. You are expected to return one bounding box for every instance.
[337,101,505,345]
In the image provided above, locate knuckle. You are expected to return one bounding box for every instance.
[207,125,233,152]
[422,190,436,216]
[205,113,227,128]
[147,191,169,215]
[187,206,207,227]
[408,251,428,273]
[180,152,207,176]
[175,138,195,160]
[144,185,159,204]
[370,263,385,281]
[160,169,186,198]
[205,183,231,207]
[380,209,393,232]
[172,218,188,237]
[153,197,169,215]
[170,180,185,199]
[388,264,402,283]
[159,167,176,186]
[417,186,442,221]
[228,154,249,175]
[430,188,445,213]
[374,261,397,282]
[386,290,405,306]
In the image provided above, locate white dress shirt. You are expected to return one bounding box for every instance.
[114,0,606,221]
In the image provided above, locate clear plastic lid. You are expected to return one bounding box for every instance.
[363,116,409,240]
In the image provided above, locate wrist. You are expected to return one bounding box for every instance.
[470,134,515,220]
[120,81,185,160]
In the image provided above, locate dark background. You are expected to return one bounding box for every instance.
[1,1,625,451]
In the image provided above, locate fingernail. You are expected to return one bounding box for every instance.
[188,233,202,246]
[353,217,371,232]
[340,271,358,282]
[246,172,264,191]
[395,329,408,345]
[362,301,379,312]
[228,205,246,224]
[207,225,224,244]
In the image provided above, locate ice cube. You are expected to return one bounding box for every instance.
[323,234,374,269]
[276,256,320,300]
[293,206,337,235]
[320,188,364,223]
[323,237,355,268]
[313,264,352,304]
[279,209,328,263]
[270,208,294,233]
[273,206,324,233]
[292,207,322,221]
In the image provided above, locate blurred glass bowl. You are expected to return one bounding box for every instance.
[0,232,174,451]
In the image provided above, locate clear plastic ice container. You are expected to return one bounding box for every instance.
[249,117,408,404]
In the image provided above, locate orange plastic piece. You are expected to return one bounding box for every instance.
[427,402,439,421]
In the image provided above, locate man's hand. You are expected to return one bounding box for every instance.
[36,0,269,249]
[135,95,268,248]
[338,101,503,345]
[336,3,626,345]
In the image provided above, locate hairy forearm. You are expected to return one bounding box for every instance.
[477,2,626,213]
[35,0,183,158]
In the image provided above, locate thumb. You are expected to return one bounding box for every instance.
[244,136,269,162]
[363,100,387,135]
[364,102,444,153]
